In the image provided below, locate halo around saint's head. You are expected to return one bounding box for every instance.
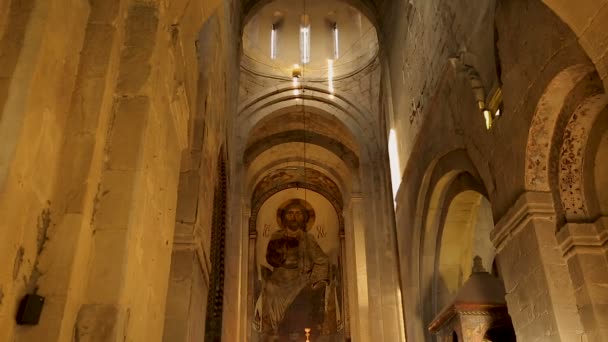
[276,198,316,231]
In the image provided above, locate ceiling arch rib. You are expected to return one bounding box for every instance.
[251,166,343,210]
[238,84,377,148]
[247,158,351,198]
[246,142,353,197]
[244,129,359,169]
[247,109,359,155]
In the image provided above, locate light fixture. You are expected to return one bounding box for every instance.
[483,109,493,130]
[484,86,503,130]
[292,64,302,79]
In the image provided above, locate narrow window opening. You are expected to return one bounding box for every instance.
[332,23,339,59]
[270,24,277,60]
[300,15,311,64]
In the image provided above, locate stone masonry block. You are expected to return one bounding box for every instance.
[86,229,128,303]
[88,0,121,23]
[115,4,158,94]
[79,24,116,78]
[106,96,149,170]
[74,304,122,342]
[94,170,139,228]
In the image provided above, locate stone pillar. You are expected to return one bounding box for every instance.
[557,217,608,341]
[162,244,209,342]
[491,192,585,341]
[340,231,351,340]
[74,3,179,342]
[345,184,406,341]
[247,231,256,342]
[345,194,368,342]
[362,157,406,342]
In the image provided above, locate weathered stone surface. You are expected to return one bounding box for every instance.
[1,0,608,341]
[74,304,121,342]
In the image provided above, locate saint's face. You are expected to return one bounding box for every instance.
[283,207,305,231]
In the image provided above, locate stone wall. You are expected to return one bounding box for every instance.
[164,0,241,340]
[0,0,238,341]
[384,0,598,340]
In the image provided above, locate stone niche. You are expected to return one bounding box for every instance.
[428,257,516,342]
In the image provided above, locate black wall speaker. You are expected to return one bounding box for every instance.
[16,294,45,325]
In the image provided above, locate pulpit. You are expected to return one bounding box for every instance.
[428,257,515,341]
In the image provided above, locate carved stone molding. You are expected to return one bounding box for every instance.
[557,217,608,259]
[491,191,556,252]
[525,64,596,191]
[558,94,608,220]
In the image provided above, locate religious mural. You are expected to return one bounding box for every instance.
[252,190,344,342]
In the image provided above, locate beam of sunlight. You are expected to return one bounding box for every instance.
[388,129,402,206]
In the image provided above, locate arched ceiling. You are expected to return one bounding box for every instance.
[246,110,358,153]
[251,166,343,210]
[244,110,359,169]
[241,0,379,79]
[246,142,353,194]
[240,1,379,208]
[238,85,376,145]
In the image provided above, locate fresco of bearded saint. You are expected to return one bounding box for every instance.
[259,201,329,341]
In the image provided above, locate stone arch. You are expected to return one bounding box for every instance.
[246,142,354,190]
[244,108,360,170]
[245,130,359,168]
[247,157,351,198]
[557,94,608,221]
[238,83,378,149]
[541,0,608,89]
[588,110,608,215]
[409,149,492,338]
[251,167,343,209]
[422,173,489,319]
[435,191,495,311]
[525,63,597,191]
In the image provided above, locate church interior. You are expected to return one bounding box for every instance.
[1,0,608,341]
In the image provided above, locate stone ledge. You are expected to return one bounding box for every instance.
[557,216,608,258]
[491,191,556,252]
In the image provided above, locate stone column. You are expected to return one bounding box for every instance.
[340,230,351,340]
[344,194,368,342]
[346,184,406,341]
[162,243,209,342]
[74,3,178,342]
[362,156,406,342]
[491,192,585,341]
[557,217,608,341]
[246,231,256,342]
